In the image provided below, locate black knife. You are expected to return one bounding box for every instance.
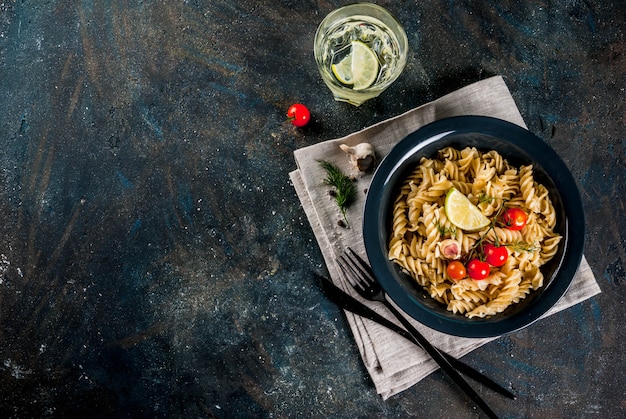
[316,273,516,400]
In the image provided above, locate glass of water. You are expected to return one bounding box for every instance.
[314,3,408,106]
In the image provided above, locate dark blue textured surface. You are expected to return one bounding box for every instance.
[0,1,624,417]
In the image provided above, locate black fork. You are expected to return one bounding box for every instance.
[337,247,501,419]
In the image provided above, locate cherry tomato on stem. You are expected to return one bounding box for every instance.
[446,260,467,280]
[287,103,310,127]
[467,258,490,280]
[483,243,508,267]
[502,207,527,231]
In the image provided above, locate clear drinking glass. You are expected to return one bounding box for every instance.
[314,3,408,106]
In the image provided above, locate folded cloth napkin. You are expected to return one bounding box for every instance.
[289,76,601,399]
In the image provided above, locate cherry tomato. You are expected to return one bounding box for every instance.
[483,243,508,267]
[287,103,310,127]
[467,258,490,280]
[446,260,467,281]
[502,207,527,231]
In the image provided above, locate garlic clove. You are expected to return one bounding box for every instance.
[439,239,462,260]
[339,142,376,172]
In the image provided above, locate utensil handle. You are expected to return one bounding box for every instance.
[385,301,499,419]
[443,352,515,400]
[318,274,514,399]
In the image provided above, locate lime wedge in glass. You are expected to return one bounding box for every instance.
[331,54,353,85]
[350,41,379,90]
[330,41,379,90]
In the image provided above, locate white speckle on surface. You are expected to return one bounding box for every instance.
[4,359,32,379]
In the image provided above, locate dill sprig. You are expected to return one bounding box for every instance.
[319,160,357,225]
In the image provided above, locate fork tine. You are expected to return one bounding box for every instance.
[337,254,364,291]
[344,248,377,286]
[335,255,350,281]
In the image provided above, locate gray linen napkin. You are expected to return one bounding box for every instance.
[289,76,601,399]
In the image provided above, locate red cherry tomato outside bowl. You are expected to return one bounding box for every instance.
[287,104,310,127]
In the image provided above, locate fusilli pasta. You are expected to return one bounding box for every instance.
[388,146,562,318]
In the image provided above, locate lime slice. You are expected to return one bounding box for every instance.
[350,41,379,90]
[331,54,353,85]
[444,187,491,232]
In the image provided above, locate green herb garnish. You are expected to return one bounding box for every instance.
[478,193,495,204]
[507,241,540,253]
[319,160,357,225]
[435,220,457,238]
[465,200,537,262]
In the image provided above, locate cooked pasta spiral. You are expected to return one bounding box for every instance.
[388,146,562,318]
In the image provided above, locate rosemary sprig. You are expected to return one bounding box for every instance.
[507,241,540,253]
[319,160,357,225]
[464,198,507,262]
[465,198,537,262]
[478,193,495,204]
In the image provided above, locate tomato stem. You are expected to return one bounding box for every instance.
[464,197,508,262]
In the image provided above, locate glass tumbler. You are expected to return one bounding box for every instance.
[314,3,408,106]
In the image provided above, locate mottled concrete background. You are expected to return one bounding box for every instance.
[0,1,624,417]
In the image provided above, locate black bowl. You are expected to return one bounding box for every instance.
[363,116,585,338]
